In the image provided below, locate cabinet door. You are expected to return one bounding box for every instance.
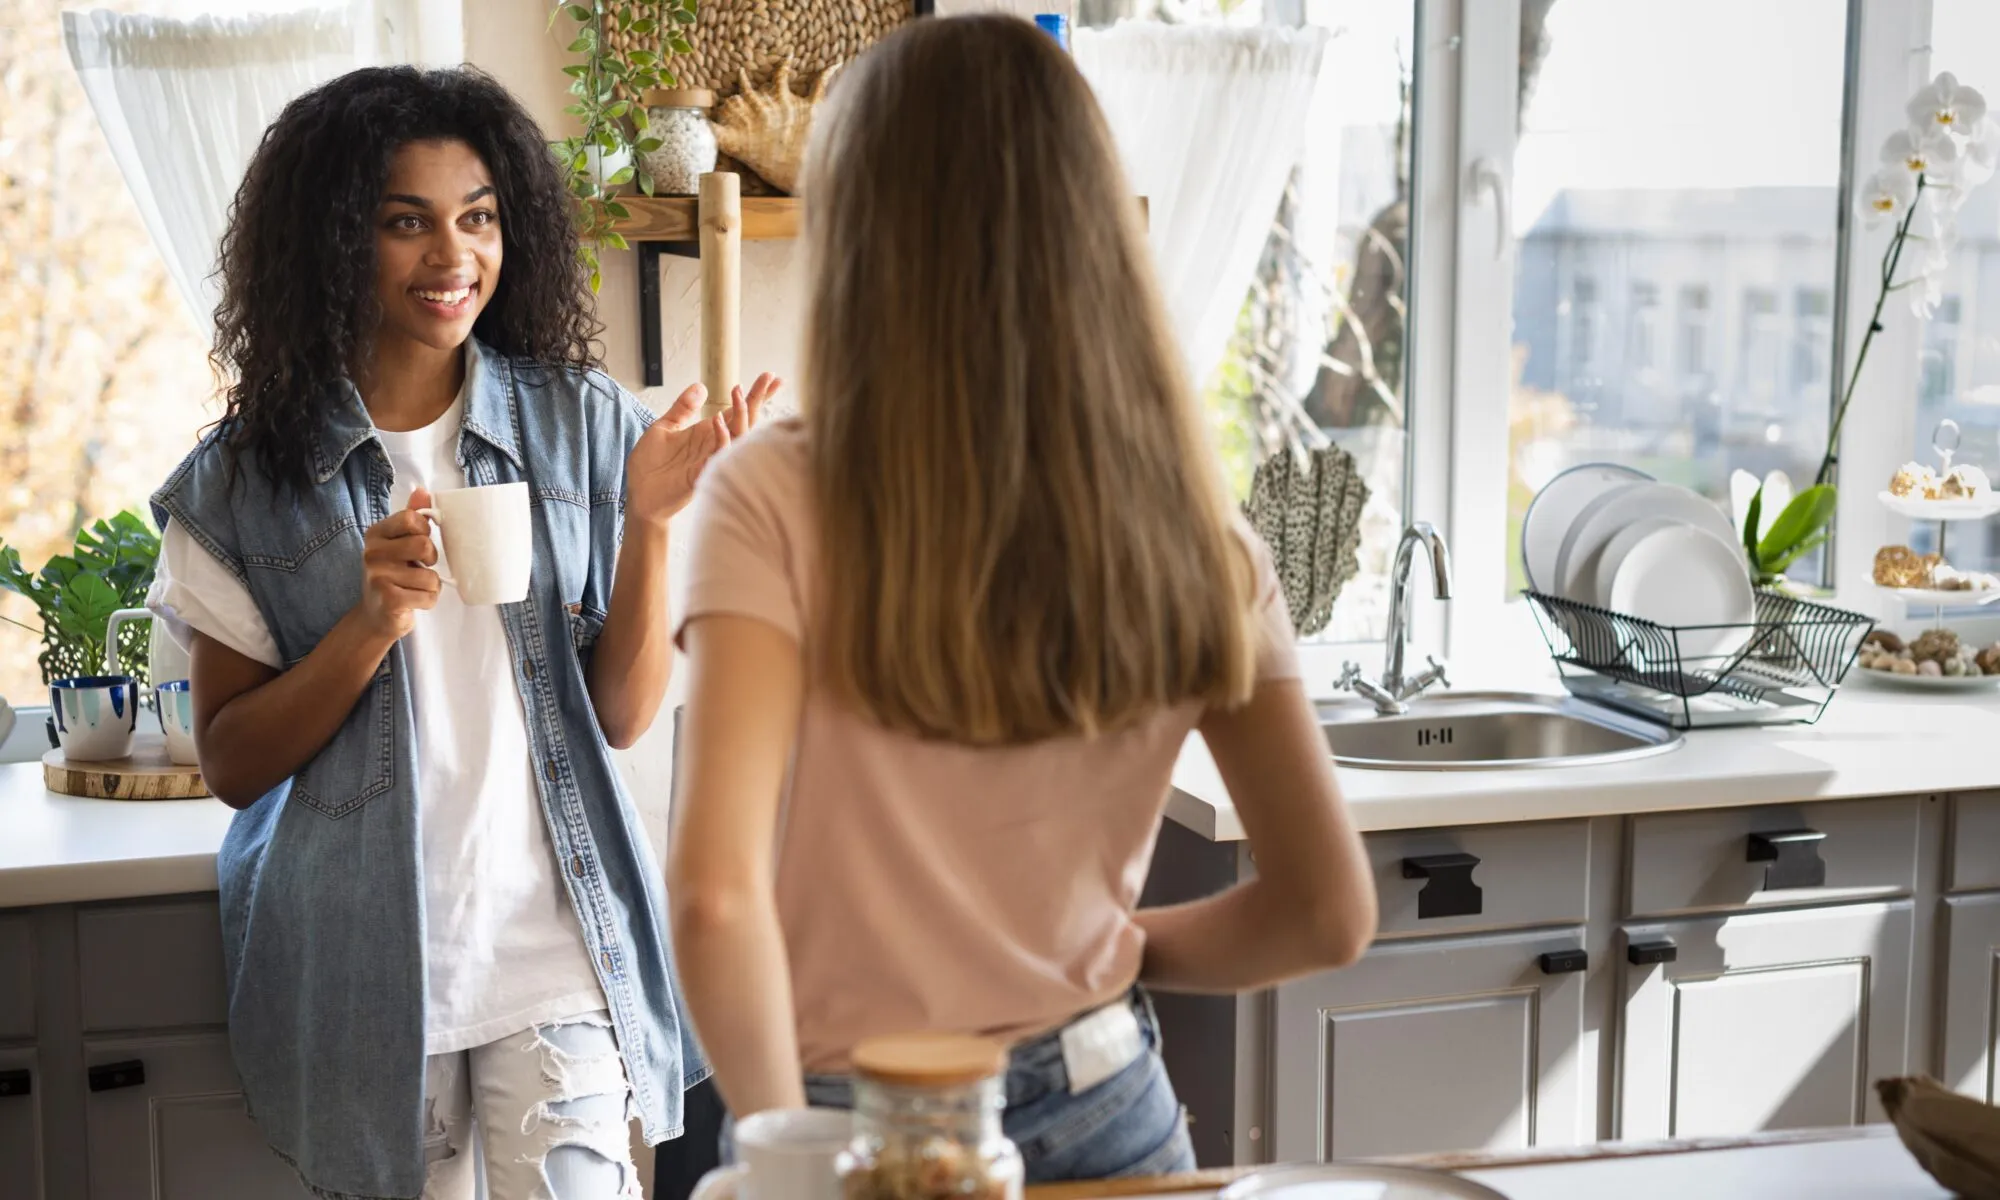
[84,1032,310,1200]
[1619,901,1913,1140]
[1272,927,1591,1163]
[1942,893,2000,1102]
[0,1046,42,1200]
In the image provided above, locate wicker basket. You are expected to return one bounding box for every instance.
[607,0,913,95]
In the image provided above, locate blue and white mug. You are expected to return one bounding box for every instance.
[49,675,141,762]
[154,679,198,765]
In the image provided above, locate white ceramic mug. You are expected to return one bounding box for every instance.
[417,482,532,606]
[154,679,198,765]
[691,1108,851,1200]
[49,675,141,761]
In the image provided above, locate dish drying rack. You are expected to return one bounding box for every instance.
[1525,591,1875,729]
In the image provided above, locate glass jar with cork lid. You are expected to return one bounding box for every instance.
[638,88,718,196]
[835,1034,1024,1200]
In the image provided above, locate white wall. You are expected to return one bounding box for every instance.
[466,0,809,855]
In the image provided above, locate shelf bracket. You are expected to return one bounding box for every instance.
[637,239,698,389]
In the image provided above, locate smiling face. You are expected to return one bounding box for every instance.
[372,138,502,357]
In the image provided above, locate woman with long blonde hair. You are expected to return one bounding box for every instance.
[669,14,1375,1179]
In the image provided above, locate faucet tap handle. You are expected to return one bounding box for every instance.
[1337,661,1363,691]
[1425,655,1451,691]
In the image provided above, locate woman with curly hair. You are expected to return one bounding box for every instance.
[145,66,774,1199]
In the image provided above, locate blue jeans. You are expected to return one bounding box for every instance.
[800,992,1195,1183]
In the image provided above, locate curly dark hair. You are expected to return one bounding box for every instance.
[211,66,599,491]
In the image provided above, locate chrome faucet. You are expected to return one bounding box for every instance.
[1340,522,1453,716]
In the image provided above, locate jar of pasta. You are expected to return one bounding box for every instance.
[837,1035,1024,1200]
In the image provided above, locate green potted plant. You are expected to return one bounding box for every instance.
[1737,71,1997,587]
[550,0,698,290]
[0,510,160,686]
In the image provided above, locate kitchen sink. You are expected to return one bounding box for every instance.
[1317,691,1684,771]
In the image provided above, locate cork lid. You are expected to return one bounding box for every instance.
[645,87,715,109]
[851,1034,1007,1088]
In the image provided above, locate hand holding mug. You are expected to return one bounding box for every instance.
[356,490,442,642]
[625,373,783,529]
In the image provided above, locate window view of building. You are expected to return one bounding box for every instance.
[1505,0,1847,593]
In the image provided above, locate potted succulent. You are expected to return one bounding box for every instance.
[0,510,160,686]
[1738,73,2000,587]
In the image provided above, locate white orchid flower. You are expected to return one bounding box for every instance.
[1859,166,1918,225]
[1882,127,1961,179]
[1909,72,1989,136]
[1961,117,2000,188]
[1911,268,1946,319]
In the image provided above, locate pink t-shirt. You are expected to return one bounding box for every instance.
[678,419,1301,1071]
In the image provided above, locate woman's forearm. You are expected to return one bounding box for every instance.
[1135,877,1370,994]
[196,611,400,808]
[587,517,673,749]
[671,882,808,1117]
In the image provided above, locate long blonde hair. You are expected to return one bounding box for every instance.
[802,14,1259,744]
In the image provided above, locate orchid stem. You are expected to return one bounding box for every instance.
[1820,175,1927,487]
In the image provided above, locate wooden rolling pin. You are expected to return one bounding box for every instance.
[699,171,741,421]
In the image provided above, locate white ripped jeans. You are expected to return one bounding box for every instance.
[420,1011,643,1200]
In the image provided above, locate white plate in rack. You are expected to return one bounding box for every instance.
[1877,491,2000,520]
[1521,463,1653,593]
[1606,523,1757,660]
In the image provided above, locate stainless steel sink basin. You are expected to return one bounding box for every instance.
[1317,691,1683,770]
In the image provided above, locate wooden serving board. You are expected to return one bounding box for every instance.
[43,734,208,800]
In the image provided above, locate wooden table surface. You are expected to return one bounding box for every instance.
[1021,1126,1923,1200]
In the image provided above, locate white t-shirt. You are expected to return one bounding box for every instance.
[147,355,606,1054]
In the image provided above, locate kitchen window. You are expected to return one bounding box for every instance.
[1080,0,1420,642]
[1902,0,2000,574]
[1495,0,1848,607]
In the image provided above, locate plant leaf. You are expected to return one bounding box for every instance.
[1764,530,1832,575]
[634,136,663,153]
[668,34,693,53]
[566,3,591,20]
[1742,485,1763,568]
[603,231,629,251]
[604,200,631,220]
[607,165,634,185]
[1756,485,1838,565]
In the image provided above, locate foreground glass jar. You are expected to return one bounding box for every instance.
[836,1034,1024,1200]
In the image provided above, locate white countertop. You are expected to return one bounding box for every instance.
[0,760,234,907]
[1167,679,2000,840]
[10,676,2000,902]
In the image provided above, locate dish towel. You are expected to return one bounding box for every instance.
[1242,444,1369,638]
[1876,1076,2000,1198]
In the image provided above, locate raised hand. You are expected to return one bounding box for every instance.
[623,373,782,529]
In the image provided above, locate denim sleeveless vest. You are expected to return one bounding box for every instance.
[151,340,705,1199]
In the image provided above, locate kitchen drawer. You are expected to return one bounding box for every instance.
[77,898,227,1032]
[1626,798,1919,919]
[1367,820,1590,939]
[0,916,31,1038]
[1949,792,2000,892]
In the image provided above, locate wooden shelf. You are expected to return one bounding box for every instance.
[613,195,800,241]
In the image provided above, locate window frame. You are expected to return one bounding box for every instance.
[1415,0,1939,668]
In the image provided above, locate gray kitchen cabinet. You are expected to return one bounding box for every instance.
[83,1032,309,1200]
[0,1045,43,1200]
[1941,892,2000,1103]
[1271,926,1592,1163]
[1619,901,1914,1140]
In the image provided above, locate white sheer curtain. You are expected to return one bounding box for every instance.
[63,7,357,324]
[1076,22,1330,386]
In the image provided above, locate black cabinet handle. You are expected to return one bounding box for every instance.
[1628,938,1678,966]
[1747,828,1827,890]
[88,1060,145,1092]
[1539,948,1588,975]
[1402,853,1482,919]
[0,1069,28,1098]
